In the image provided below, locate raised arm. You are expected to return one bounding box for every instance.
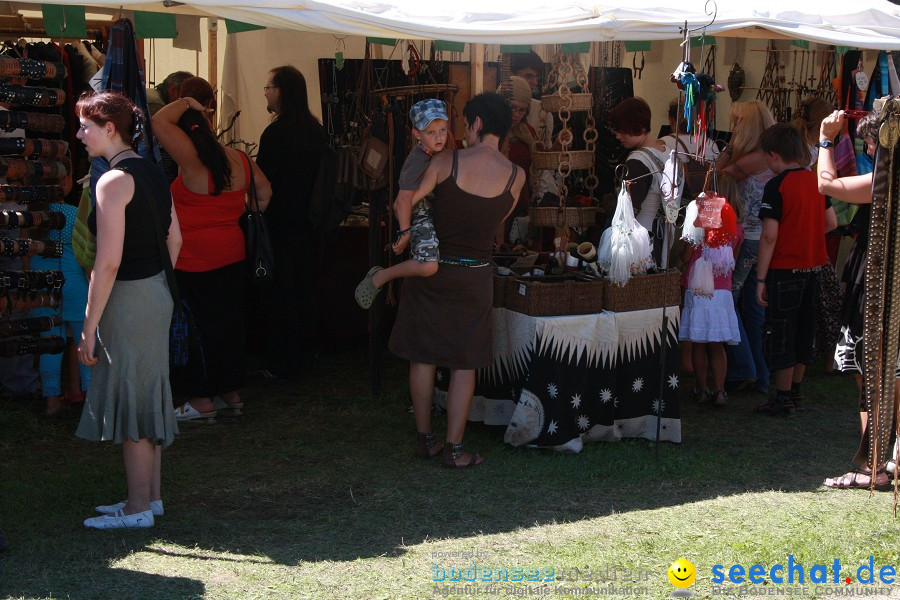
[816,110,873,204]
[151,96,212,175]
[720,150,766,182]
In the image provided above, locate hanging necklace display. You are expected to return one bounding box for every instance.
[814,48,837,106]
[862,98,900,502]
[529,52,599,232]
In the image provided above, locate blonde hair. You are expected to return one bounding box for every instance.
[725,100,775,166]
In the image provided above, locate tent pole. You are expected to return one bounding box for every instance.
[208,18,218,92]
[470,43,484,95]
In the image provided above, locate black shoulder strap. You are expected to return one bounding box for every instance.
[636,148,665,172]
[239,150,258,211]
[450,149,459,179]
[117,163,179,304]
[503,163,518,192]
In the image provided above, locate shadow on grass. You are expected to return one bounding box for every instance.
[0,347,865,594]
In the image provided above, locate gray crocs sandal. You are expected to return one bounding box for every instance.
[355,266,384,309]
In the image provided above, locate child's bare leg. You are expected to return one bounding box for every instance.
[773,367,794,393]
[692,342,709,392]
[709,342,727,391]
[372,260,438,288]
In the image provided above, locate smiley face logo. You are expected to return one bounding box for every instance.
[668,558,696,588]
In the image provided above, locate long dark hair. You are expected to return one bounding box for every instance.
[269,65,325,143]
[178,109,230,195]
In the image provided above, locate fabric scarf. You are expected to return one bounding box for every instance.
[89,19,160,206]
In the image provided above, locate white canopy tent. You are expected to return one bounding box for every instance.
[3,1,898,142]
[12,0,900,49]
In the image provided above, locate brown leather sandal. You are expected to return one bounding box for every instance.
[415,432,444,459]
[824,467,891,491]
[442,443,485,468]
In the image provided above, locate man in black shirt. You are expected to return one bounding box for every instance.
[255,66,327,379]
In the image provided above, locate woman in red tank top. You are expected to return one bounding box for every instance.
[153,78,271,422]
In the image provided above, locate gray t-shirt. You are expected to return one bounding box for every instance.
[397,145,432,191]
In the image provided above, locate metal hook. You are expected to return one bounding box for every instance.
[687,0,718,34]
[633,52,645,79]
[615,163,629,183]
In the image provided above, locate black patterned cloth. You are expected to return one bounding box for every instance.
[435,307,681,452]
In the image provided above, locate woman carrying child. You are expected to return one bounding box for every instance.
[389,93,524,468]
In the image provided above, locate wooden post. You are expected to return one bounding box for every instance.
[470,43,484,96]
[207,18,218,91]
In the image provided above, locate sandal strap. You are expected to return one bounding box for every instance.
[447,442,463,460]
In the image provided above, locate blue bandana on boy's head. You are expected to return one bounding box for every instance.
[409,99,448,131]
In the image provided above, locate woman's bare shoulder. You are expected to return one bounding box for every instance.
[96,169,134,204]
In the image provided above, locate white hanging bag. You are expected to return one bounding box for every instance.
[688,253,715,299]
[606,182,652,286]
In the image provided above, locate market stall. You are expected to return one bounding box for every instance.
[5,0,898,451]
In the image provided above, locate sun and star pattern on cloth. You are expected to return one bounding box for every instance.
[542,373,678,438]
[437,307,684,447]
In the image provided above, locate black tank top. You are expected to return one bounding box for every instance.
[430,150,517,261]
[88,158,172,280]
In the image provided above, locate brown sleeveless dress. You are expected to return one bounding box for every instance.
[389,150,517,369]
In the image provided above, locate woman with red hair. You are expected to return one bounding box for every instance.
[74,91,182,529]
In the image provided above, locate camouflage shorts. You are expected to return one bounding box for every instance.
[410,197,439,263]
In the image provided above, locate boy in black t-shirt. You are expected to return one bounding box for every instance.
[755,124,837,416]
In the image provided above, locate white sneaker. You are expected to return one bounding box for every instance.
[174,402,216,422]
[84,509,154,529]
[95,499,163,516]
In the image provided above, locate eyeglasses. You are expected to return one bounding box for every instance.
[263,85,278,91]
[510,106,527,115]
[77,122,92,133]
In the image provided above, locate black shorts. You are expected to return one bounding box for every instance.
[763,269,818,370]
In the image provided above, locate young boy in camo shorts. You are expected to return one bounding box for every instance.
[355,99,449,309]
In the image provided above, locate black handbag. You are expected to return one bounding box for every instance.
[240,151,274,282]
[127,163,202,371]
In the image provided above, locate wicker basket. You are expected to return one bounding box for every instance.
[493,265,538,308]
[541,93,593,113]
[510,251,539,269]
[602,270,682,312]
[531,150,595,171]
[504,276,604,316]
[529,206,600,228]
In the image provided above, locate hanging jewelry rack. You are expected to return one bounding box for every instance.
[652,0,719,460]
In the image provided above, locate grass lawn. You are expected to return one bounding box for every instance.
[2,349,900,600]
